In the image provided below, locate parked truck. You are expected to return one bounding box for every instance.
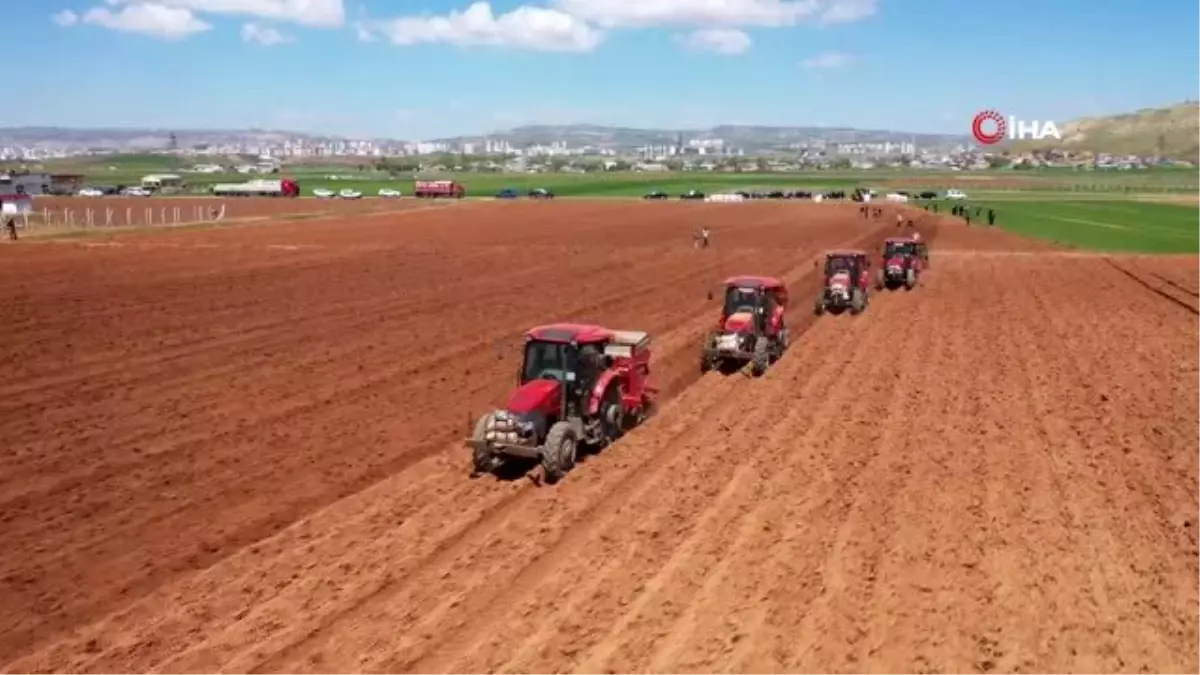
[413,179,465,199]
[211,178,300,197]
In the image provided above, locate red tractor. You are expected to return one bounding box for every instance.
[700,275,790,376]
[876,236,924,291]
[814,250,871,315]
[466,323,656,483]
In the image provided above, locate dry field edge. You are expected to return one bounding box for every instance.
[0,200,1195,674]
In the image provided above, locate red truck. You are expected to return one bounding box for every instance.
[413,179,465,199]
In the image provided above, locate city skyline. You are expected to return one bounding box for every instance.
[20,0,1200,139]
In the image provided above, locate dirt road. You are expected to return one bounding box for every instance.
[0,201,1194,673]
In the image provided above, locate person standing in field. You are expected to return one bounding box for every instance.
[987,208,996,226]
[5,217,16,241]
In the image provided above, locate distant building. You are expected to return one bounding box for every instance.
[0,172,84,195]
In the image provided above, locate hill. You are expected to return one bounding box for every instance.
[1017,102,1199,161]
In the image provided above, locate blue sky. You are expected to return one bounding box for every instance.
[17,0,1200,139]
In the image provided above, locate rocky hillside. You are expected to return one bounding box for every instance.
[1018,101,1198,161]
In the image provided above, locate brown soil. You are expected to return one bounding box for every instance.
[0,201,1195,674]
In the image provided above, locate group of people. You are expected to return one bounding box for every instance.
[918,201,997,226]
[859,205,885,219]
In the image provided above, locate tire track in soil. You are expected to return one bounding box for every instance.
[1148,271,1199,298]
[1103,258,1199,315]
[233,225,891,674]
[0,208,883,667]
[1020,258,1197,671]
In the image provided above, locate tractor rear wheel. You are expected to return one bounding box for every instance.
[813,297,826,316]
[541,422,577,484]
[601,388,624,445]
[751,339,770,377]
[850,288,866,315]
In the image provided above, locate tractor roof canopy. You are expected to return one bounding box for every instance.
[884,237,915,244]
[826,250,867,259]
[723,275,785,290]
[525,323,611,344]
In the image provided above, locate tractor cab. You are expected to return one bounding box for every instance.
[882,238,917,259]
[516,324,612,421]
[824,250,868,280]
[719,276,788,335]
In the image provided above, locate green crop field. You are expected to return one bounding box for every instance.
[27,155,1199,254]
[927,198,1198,253]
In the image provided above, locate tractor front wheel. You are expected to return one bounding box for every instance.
[905,268,917,290]
[470,414,496,476]
[541,422,577,485]
[699,332,717,374]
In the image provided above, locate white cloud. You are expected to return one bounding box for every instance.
[676,28,751,54]
[353,21,375,42]
[373,1,603,52]
[550,0,874,27]
[80,3,212,39]
[51,9,78,26]
[101,0,344,28]
[801,51,852,68]
[816,0,876,23]
[241,21,294,44]
[354,0,873,54]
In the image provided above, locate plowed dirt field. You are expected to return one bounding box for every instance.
[0,202,1195,674]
